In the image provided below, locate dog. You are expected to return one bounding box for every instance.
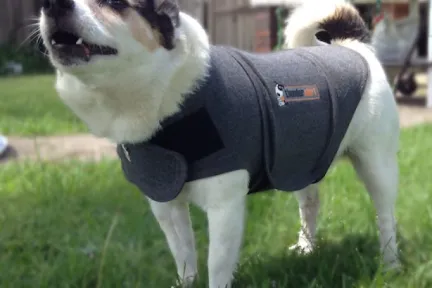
[39,0,400,287]
[274,82,286,106]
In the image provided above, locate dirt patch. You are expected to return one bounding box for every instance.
[1,104,432,164]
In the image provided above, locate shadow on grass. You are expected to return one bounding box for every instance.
[232,234,383,288]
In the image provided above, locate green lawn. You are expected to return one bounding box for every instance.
[1,124,432,287]
[1,75,432,287]
[0,75,86,135]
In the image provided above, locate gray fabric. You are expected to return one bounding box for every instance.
[118,45,369,202]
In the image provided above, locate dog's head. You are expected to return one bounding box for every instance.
[39,0,180,71]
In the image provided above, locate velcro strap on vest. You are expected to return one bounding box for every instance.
[117,143,187,202]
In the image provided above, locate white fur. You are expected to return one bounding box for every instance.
[42,5,210,144]
[284,0,355,48]
[40,1,400,287]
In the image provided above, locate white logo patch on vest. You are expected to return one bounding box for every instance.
[275,83,320,106]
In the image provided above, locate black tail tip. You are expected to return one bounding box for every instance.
[318,5,370,43]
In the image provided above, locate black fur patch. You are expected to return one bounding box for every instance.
[99,0,129,12]
[319,6,370,43]
[134,0,180,50]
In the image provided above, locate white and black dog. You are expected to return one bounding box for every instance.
[39,0,400,287]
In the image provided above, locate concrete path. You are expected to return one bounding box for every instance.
[1,134,116,163]
[1,104,432,164]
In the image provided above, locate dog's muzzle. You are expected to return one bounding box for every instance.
[42,0,118,65]
[42,0,75,19]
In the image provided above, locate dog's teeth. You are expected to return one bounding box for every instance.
[51,39,56,45]
[76,38,83,45]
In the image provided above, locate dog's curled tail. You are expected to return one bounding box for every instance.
[284,1,370,49]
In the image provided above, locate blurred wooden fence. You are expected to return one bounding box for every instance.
[0,0,206,46]
[1,0,427,52]
[209,0,281,52]
[0,0,284,52]
[178,0,207,25]
[0,0,43,45]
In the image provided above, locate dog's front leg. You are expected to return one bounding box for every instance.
[290,184,320,253]
[206,195,246,288]
[148,199,197,286]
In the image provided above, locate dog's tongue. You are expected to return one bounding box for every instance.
[83,45,90,58]
[56,44,91,61]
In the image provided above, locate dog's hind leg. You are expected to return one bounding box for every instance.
[149,199,198,286]
[289,184,320,253]
[347,76,400,269]
[349,148,400,269]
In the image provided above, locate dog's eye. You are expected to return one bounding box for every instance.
[100,0,128,11]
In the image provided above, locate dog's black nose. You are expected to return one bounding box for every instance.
[42,0,75,18]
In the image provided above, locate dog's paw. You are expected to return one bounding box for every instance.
[383,259,402,273]
[381,248,402,273]
[171,275,196,288]
[289,240,314,254]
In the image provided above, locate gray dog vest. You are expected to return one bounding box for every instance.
[117,45,369,202]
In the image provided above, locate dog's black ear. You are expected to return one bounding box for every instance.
[137,0,180,50]
[154,0,180,27]
[154,0,180,49]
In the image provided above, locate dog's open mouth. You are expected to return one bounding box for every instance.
[49,30,117,62]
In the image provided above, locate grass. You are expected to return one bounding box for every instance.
[0,75,86,136]
[1,124,432,287]
[1,74,431,287]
